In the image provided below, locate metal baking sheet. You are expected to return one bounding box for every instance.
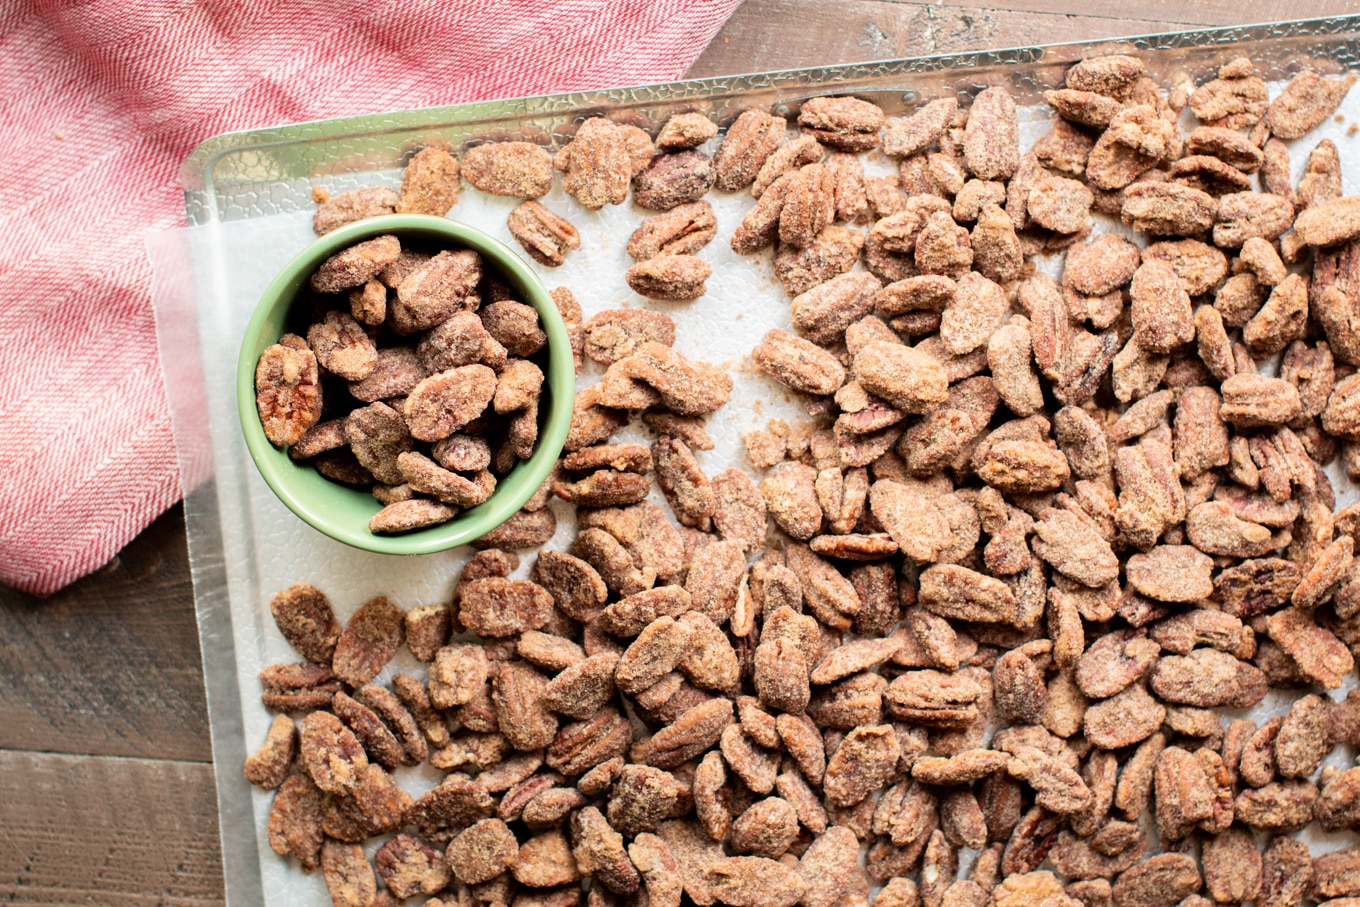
[156,15,1360,907]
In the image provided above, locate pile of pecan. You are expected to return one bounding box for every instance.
[257,151,560,534]
[248,52,1360,907]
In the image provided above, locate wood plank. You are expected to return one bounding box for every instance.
[0,749,224,906]
[925,0,1338,28]
[0,504,211,762]
[688,0,1174,78]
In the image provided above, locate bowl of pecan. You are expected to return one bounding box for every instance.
[237,213,575,554]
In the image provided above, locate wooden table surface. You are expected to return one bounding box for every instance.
[0,1,1338,902]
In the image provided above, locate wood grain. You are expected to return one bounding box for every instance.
[0,749,224,906]
[0,504,210,762]
[926,0,1339,27]
[687,0,1176,78]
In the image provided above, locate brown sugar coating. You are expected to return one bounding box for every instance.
[264,60,1360,907]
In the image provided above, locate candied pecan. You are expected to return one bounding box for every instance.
[1236,780,1319,832]
[618,341,731,415]
[1033,118,1096,178]
[753,329,845,396]
[1294,536,1354,609]
[332,690,405,769]
[1111,853,1201,907]
[615,616,692,695]
[461,141,552,197]
[1220,374,1302,427]
[761,462,823,540]
[1189,65,1269,126]
[1121,182,1216,235]
[1296,196,1360,247]
[259,661,341,711]
[244,714,296,790]
[1272,693,1331,780]
[1031,508,1118,587]
[707,469,767,553]
[538,650,616,718]
[320,839,377,907]
[1061,235,1138,298]
[308,310,378,382]
[628,201,717,261]
[913,211,973,277]
[446,817,518,885]
[753,637,810,714]
[1125,545,1214,602]
[1148,240,1229,298]
[554,118,630,209]
[886,669,983,727]
[1261,838,1314,907]
[1214,191,1295,249]
[268,582,341,664]
[1026,175,1093,234]
[851,341,948,414]
[395,454,491,508]
[784,542,860,629]
[1214,557,1298,618]
[1075,629,1159,699]
[255,341,323,447]
[1267,70,1357,139]
[1128,259,1194,354]
[708,856,806,907]
[299,710,368,795]
[492,660,557,751]
[816,151,867,224]
[1318,766,1360,831]
[552,470,649,507]
[510,828,581,889]
[798,96,884,151]
[313,235,403,295]
[267,773,325,869]
[1301,140,1344,209]
[313,185,398,235]
[732,171,796,255]
[646,697,733,769]
[1266,607,1354,689]
[1067,55,1145,97]
[652,112,715,152]
[962,87,1019,180]
[773,225,863,297]
[507,200,580,266]
[1083,684,1165,750]
[883,98,956,157]
[455,577,555,642]
[289,418,347,462]
[472,507,557,551]
[1045,88,1123,127]
[393,148,462,218]
[649,436,713,529]
[823,724,901,808]
[964,202,1020,283]
[1151,648,1265,707]
[777,163,836,249]
[328,595,404,686]
[929,271,1005,356]
[390,248,481,334]
[1154,746,1215,840]
[634,150,715,211]
[713,110,787,192]
[398,364,497,444]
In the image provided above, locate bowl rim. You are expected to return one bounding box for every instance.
[236,213,575,555]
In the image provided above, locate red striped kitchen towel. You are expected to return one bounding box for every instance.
[0,0,743,595]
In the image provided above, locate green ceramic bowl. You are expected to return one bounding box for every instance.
[236,214,574,554]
